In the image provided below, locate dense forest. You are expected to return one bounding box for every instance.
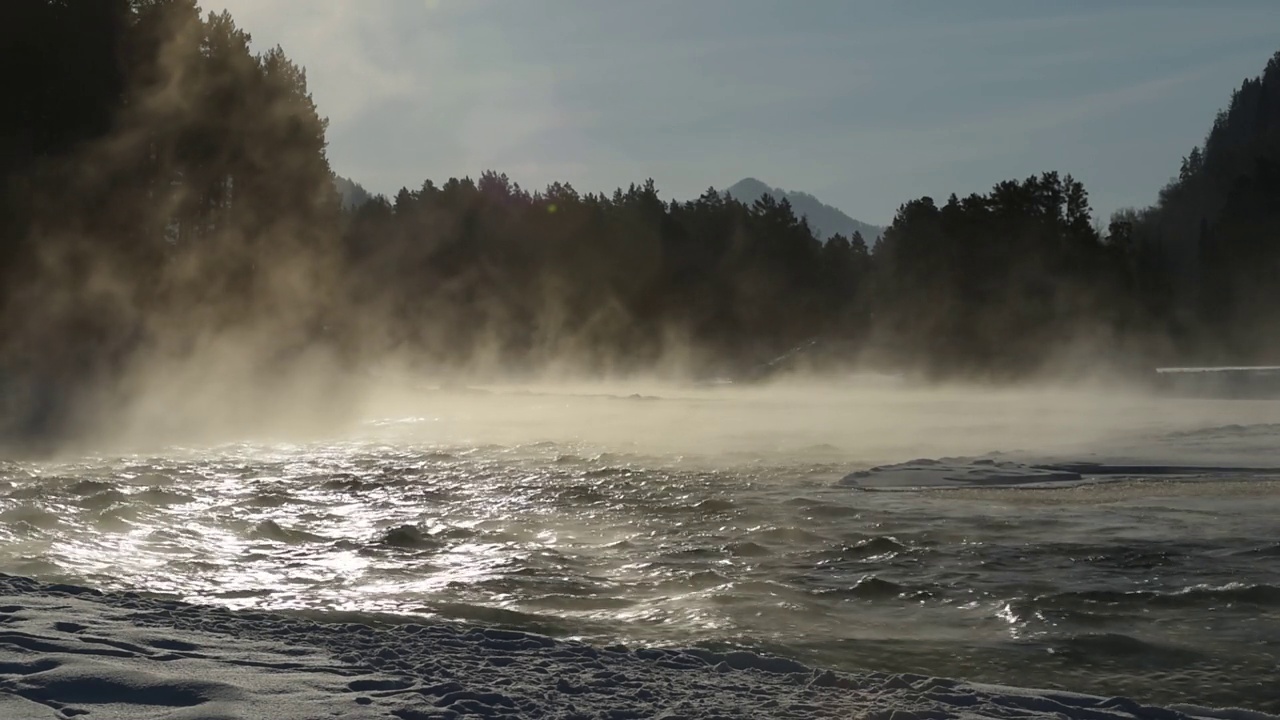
[2,0,1280,441]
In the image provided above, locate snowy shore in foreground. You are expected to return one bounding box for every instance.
[1,574,1273,720]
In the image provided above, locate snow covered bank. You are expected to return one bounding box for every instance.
[1,575,1272,720]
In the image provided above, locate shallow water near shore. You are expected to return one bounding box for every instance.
[2,380,1279,711]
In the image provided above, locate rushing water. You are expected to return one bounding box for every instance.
[1,381,1278,711]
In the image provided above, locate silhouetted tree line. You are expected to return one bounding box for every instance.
[1,0,340,438]
[340,177,872,375]
[2,1,1280,439]
[1113,52,1280,363]
[332,168,1157,379]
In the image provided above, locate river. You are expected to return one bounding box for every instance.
[2,379,1277,711]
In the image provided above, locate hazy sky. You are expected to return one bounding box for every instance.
[211,0,1279,226]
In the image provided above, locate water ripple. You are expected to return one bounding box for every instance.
[0,431,1277,710]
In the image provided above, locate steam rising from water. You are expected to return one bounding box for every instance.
[86,372,1280,467]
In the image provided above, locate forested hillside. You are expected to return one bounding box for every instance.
[1,0,341,439]
[3,0,1279,442]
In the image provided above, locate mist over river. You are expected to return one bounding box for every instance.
[2,379,1278,712]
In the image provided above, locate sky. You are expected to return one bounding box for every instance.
[209,0,1280,226]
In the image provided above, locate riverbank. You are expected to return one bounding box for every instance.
[1,574,1272,720]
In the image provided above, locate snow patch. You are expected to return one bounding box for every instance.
[1,574,1272,720]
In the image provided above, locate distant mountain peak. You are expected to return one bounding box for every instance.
[723,178,881,243]
[731,177,772,194]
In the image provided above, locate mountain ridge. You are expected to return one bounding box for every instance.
[723,177,882,243]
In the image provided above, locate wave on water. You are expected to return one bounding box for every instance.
[250,519,331,544]
[377,524,447,550]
